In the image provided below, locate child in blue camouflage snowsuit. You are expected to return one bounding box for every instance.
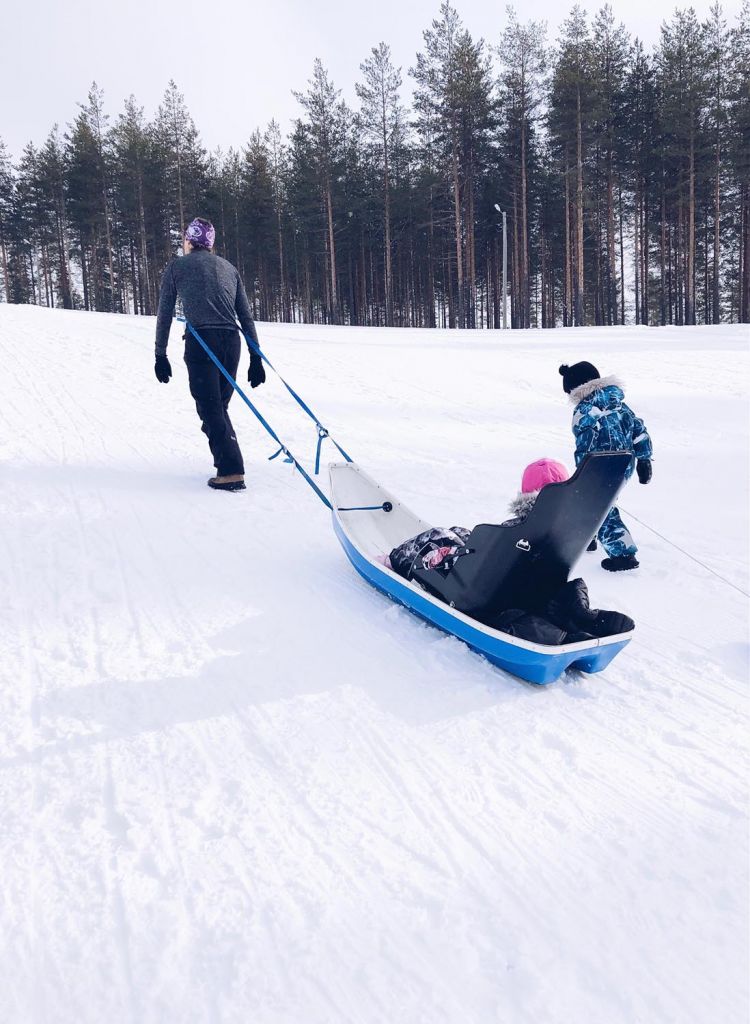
[558,362,653,572]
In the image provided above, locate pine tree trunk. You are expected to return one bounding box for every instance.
[713,136,721,324]
[660,186,667,325]
[277,207,288,322]
[322,222,332,322]
[28,250,37,305]
[451,134,464,328]
[234,196,241,271]
[291,228,299,322]
[738,191,743,321]
[304,249,313,324]
[512,196,521,329]
[325,179,338,324]
[116,226,127,313]
[492,236,500,328]
[81,233,89,311]
[52,174,72,309]
[687,134,696,325]
[594,152,603,326]
[521,116,529,328]
[176,146,185,237]
[668,217,674,324]
[467,159,477,329]
[616,183,624,325]
[359,230,367,326]
[540,219,547,329]
[677,202,684,324]
[427,186,436,328]
[634,191,640,326]
[642,182,650,325]
[741,184,745,319]
[41,247,51,306]
[442,252,452,328]
[564,160,572,328]
[347,244,356,325]
[704,205,710,322]
[137,178,152,315]
[607,156,617,325]
[103,193,115,312]
[382,103,393,327]
[575,86,585,326]
[129,239,138,314]
[0,236,8,301]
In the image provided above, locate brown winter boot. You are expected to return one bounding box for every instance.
[207,474,246,492]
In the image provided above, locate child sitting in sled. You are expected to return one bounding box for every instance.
[384,458,633,645]
[387,458,567,579]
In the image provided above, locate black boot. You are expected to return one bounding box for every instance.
[545,578,597,630]
[590,610,635,636]
[587,538,598,552]
[601,554,639,572]
[208,474,246,492]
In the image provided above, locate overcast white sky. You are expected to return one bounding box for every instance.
[1,0,742,158]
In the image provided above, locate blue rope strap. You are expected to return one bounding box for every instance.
[269,446,294,464]
[240,329,353,474]
[180,319,332,510]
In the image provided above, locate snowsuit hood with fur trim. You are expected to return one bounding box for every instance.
[569,375,652,470]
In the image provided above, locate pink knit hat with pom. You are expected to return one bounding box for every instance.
[521,458,569,494]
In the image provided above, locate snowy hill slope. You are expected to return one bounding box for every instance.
[0,304,747,1024]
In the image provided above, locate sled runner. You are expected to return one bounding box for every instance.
[329,454,634,684]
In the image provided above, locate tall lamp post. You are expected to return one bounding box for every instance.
[494,203,508,329]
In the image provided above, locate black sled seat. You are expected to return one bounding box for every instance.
[411,452,634,624]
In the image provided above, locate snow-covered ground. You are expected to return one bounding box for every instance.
[1,304,748,1024]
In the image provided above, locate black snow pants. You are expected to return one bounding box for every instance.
[184,327,244,477]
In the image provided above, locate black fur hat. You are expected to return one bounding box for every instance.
[558,361,600,394]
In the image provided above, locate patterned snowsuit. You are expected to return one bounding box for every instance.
[389,526,472,580]
[570,376,653,557]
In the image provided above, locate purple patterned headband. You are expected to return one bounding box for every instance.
[185,218,216,250]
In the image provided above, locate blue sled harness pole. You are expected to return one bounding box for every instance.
[179,318,634,685]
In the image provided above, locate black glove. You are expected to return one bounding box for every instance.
[636,459,652,485]
[154,354,172,384]
[248,354,266,389]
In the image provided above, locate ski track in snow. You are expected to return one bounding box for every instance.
[0,305,747,1024]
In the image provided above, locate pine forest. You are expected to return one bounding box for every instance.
[1,1,748,328]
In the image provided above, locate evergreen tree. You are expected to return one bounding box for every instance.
[0,140,15,301]
[8,145,40,303]
[623,39,659,324]
[411,1,493,327]
[1,6,747,329]
[497,7,546,328]
[656,10,710,325]
[66,84,117,311]
[704,3,729,322]
[356,42,405,326]
[265,121,291,321]
[591,5,630,325]
[727,0,750,321]
[549,7,594,326]
[294,60,349,323]
[156,80,205,247]
[112,97,155,314]
[238,131,276,319]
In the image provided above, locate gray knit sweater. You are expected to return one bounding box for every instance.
[154,249,259,355]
